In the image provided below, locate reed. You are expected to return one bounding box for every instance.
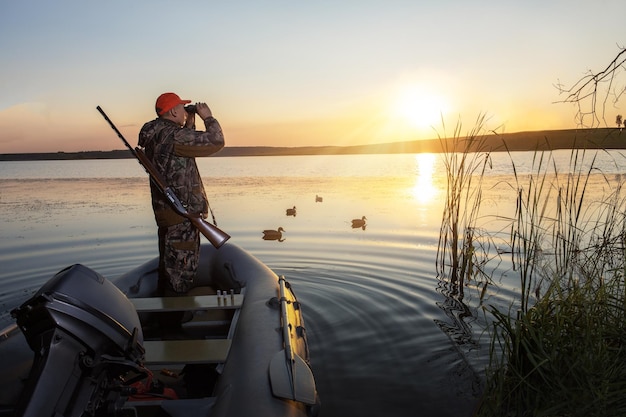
[475,144,626,416]
[436,114,495,294]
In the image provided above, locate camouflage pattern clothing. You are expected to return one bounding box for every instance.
[158,221,199,293]
[138,116,224,293]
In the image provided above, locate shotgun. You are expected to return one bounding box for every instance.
[96,105,230,249]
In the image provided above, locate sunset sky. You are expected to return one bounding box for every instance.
[1,1,624,153]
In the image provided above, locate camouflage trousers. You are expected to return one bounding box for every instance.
[158,219,200,294]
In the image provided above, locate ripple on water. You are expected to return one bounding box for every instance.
[266,242,483,416]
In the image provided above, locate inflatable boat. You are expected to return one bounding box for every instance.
[0,242,320,417]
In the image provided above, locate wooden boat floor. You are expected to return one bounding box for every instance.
[143,339,232,365]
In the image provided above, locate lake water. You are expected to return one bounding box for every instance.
[1,150,625,416]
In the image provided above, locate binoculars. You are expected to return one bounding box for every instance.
[184,104,197,114]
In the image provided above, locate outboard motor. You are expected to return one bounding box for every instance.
[11,264,146,417]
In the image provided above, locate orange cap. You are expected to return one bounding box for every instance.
[155,92,191,116]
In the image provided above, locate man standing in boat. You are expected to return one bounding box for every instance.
[138,92,225,295]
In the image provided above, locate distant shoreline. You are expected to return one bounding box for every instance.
[1,128,625,161]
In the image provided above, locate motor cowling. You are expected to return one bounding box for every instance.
[11,264,146,417]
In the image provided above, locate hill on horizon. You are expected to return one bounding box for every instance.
[1,128,625,161]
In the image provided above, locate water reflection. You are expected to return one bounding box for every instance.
[262,227,286,242]
[1,156,486,417]
[412,153,439,204]
[434,279,479,349]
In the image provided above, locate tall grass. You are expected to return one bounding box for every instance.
[435,122,626,414]
[507,147,554,313]
[474,143,626,416]
[436,114,494,292]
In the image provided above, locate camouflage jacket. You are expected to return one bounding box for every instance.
[138,117,225,226]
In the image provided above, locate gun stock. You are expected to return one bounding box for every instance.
[96,106,230,249]
[188,215,230,248]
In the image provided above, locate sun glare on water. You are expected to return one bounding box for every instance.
[411,153,439,204]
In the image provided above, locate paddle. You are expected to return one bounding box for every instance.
[96,106,230,249]
[269,275,317,405]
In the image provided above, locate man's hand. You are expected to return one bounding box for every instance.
[184,109,196,128]
[195,102,213,120]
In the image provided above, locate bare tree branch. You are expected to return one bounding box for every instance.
[555,45,626,128]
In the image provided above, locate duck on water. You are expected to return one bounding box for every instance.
[0,242,320,417]
[262,227,286,241]
[351,216,367,228]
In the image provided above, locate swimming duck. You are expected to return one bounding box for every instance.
[351,216,367,228]
[286,206,297,216]
[315,195,323,203]
[262,227,285,241]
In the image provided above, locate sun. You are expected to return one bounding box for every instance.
[393,85,449,130]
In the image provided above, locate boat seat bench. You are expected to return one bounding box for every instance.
[143,339,232,365]
[133,294,242,365]
[130,294,243,313]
